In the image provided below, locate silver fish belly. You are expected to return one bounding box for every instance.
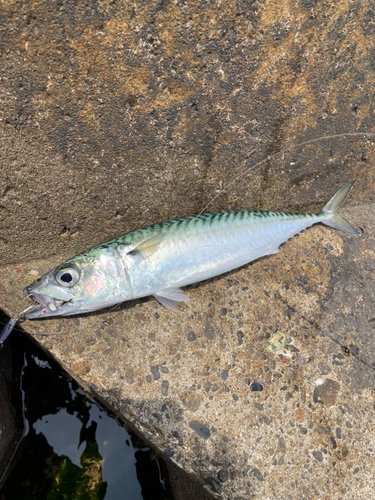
[24,182,359,318]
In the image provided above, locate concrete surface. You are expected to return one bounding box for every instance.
[164,460,215,500]
[1,0,375,266]
[1,202,375,499]
[1,0,375,498]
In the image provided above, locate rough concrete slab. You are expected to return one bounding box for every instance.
[1,0,375,498]
[1,203,375,499]
[1,0,375,266]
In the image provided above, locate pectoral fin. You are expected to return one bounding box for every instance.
[128,233,166,259]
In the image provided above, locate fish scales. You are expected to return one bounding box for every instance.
[23,182,359,318]
[111,210,318,300]
[96,210,309,249]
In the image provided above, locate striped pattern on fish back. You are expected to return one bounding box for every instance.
[88,209,316,255]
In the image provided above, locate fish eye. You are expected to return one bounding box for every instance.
[55,266,80,287]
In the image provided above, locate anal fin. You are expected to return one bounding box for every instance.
[154,294,181,312]
[154,287,190,312]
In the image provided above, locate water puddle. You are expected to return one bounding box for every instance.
[0,312,169,500]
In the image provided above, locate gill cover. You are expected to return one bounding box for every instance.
[24,253,128,319]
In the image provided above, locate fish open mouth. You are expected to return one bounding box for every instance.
[23,288,72,317]
[28,295,66,314]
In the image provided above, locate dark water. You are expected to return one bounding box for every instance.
[0,312,170,500]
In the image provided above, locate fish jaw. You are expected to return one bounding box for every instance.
[26,284,74,303]
[23,253,130,319]
[24,289,126,319]
[24,298,76,318]
[23,287,80,319]
[23,271,78,318]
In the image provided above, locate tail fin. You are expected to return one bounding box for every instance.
[319,181,360,235]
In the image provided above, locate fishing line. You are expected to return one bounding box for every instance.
[0,306,36,348]
[0,308,68,343]
[3,131,375,322]
[0,319,48,335]
[199,132,375,215]
[0,322,25,334]
[97,131,375,312]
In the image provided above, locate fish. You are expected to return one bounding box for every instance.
[23,181,359,319]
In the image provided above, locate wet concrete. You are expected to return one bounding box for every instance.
[0,340,22,480]
[1,0,375,498]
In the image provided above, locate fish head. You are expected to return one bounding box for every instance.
[24,255,122,319]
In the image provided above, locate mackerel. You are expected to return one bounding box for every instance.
[23,181,359,318]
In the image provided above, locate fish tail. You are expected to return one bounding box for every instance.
[319,181,360,235]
